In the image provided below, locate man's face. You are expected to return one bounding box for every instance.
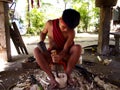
[59,18,72,32]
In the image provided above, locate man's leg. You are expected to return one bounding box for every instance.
[65,45,81,84]
[33,47,58,88]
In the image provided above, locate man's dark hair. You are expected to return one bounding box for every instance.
[62,9,80,29]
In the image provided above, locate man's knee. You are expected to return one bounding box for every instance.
[34,47,40,53]
[76,44,81,50]
[71,44,82,52]
[33,47,42,58]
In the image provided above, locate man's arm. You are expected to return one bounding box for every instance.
[64,31,75,51]
[40,21,49,41]
[40,32,47,42]
[60,30,75,57]
[38,21,50,52]
[52,30,75,63]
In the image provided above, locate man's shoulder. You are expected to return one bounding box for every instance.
[46,19,58,26]
[44,20,52,27]
[48,18,58,22]
[67,30,75,37]
[47,20,52,24]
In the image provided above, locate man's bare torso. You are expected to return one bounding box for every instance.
[42,19,75,50]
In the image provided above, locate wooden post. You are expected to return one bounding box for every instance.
[0,1,12,61]
[95,0,117,55]
[97,7,112,55]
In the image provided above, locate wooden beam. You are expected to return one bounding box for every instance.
[0,0,13,3]
[4,2,11,61]
[0,2,11,61]
[95,0,117,7]
[97,7,112,55]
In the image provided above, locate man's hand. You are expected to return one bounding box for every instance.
[59,50,67,60]
[51,54,61,63]
[37,41,47,52]
[51,50,63,63]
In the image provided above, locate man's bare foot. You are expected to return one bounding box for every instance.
[68,78,75,86]
[67,76,77,86]
[49,79,59,89]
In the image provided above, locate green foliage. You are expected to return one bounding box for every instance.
[92,7,100,32]
[73,2,90,32]
[19,17,24,24]
[27,27,36,35]
[92,7,100,19]
[24,0,100,34]
[27,8,45,35]
[72,0,100,32]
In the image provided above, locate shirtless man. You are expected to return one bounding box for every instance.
[33,9,81,88]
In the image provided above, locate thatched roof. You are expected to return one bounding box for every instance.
[95,0,118,7]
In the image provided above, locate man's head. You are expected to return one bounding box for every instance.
[62,9,80,29]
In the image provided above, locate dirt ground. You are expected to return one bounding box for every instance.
[0,33,120,90]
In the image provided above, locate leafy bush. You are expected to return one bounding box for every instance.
[27,8,45,35]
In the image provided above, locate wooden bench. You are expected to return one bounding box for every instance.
[110,32,120,54]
